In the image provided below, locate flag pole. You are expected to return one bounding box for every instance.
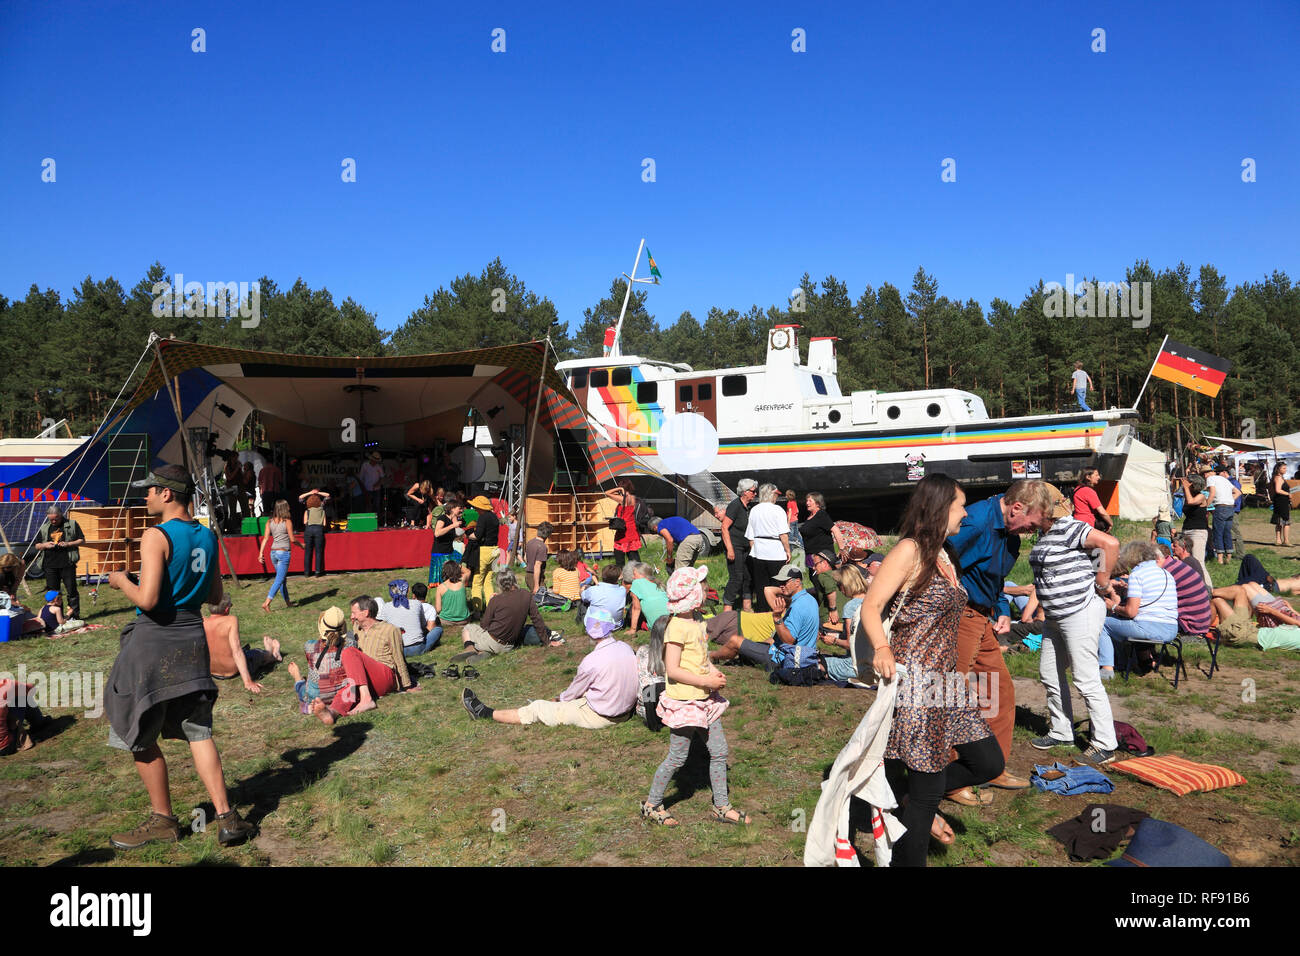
[609,238,646,359]
[1131,333,1168,411]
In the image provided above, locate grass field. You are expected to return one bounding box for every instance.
[2,513,1298,867]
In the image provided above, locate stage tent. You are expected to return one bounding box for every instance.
[1115,438,1171,521]
[6,338,595,506]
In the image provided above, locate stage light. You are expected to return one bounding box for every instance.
[215,402,236,418]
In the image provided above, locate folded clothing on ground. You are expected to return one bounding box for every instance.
[1047,803,1149,862]
[1031,761,1115,796]
[1109,755,1246,796]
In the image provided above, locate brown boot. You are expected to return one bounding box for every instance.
[110,812,183,850]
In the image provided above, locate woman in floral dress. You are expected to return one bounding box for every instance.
[858,474,1005,867]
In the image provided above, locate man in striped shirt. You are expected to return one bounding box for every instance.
[1155,547,1212,635]
[1027,487,1121,764]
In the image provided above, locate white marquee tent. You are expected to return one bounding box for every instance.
[1115,438,1171,521]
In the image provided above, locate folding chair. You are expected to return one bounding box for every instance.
[1199,629,1220,679]
[1122,635,1186,689]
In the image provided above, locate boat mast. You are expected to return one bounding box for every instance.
[608,238,658,358]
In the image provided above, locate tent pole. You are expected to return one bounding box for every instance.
[522,336,551,516]
[152,337,241,587]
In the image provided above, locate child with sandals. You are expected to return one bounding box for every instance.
[641,566,751,827]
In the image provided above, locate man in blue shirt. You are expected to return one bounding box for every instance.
[105,464,257,851]
[580,563,628,623]
[947,479,1055,789]
[767,564,820,669]
[655,515,706,570]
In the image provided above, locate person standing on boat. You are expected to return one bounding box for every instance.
[1070,362,1093,412]
[606,479,643,568]
[721,479,758,612]
[946,479,1051,790]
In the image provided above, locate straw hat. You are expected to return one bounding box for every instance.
[318,606,347,640]
[1042,482,1072,519]
[467,495,492,510]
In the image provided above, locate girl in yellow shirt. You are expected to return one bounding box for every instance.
[641,566,751,827]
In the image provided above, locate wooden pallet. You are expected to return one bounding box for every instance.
[524,493,616,556]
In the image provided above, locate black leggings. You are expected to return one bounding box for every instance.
[613,548,640,568]
[884,734,1004,867]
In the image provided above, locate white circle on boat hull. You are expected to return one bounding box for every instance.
[656,413,719,476]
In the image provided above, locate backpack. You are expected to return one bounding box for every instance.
[634,498,655,534]
[1113,720,1155,757]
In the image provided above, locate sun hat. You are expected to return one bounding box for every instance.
[584,606,619,640]
[773,563,804,583]
[467,495,492,510]
[1157,505,1171,521]
[1042,482,1072,519]
[666,565,708,614]
[318,606,347,640]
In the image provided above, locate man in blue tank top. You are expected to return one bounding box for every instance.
[104,464,257,850]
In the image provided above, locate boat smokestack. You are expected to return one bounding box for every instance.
[808,337,838,377]
[767,325,801,370]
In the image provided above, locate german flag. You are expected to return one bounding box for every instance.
[1151,340,1230,397]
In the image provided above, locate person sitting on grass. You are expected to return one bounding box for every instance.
[287,607,356,716]
[378,579,440,657]
[451,569,563,663]
[551,549,583,602]
[0,554,45,636]
[403,582,442,657]
[766,564,821,672]
[461,607,638,727]
[817,564,870,682]
[581,563,627,623]
[625,562,669,633]
[205,595,280,692]
[308,597,419,725]
[38,590,85,635]
[434,560,471,626]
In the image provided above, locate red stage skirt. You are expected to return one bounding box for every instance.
[218,529,435,575]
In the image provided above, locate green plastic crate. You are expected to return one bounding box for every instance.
[348,513,378,533]
[240,516,269,536]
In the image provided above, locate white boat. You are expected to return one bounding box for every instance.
[554,245,1139,516]
[0,421,88,491]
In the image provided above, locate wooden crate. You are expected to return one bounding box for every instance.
[80,541,140,577]
[524,492,617,556]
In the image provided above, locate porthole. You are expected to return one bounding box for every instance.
[887,406,901,420]
[828,410,841,423]
[927,403,942,418]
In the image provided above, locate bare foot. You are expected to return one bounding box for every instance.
[286,660,302,682]
[260,602,271,613]
[309,699,336,725]
[263,636,283,661]
[351,698,377,714]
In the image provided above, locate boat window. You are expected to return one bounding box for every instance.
[590,369,609,388]
[570,370,587,390]
[679,384,693,403]
[927,402,942,417]
[812,375,827,395]
[638,381,658,404]
[722,375,747,397]
[612,368,632,387]
[887,405,901,420]
[828,409,841,423]
[698,383,713,400]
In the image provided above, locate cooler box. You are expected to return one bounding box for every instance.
[0,613,10,643]
[348,513,378,532]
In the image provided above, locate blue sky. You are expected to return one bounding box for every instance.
[2,0,1297,344]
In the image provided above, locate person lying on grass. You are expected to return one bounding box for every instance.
[1210,581,1300,630]
[461,607,637,727]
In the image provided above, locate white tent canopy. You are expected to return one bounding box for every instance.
[1116,438,1171,521]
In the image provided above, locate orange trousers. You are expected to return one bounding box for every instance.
[955,607,1015,762]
